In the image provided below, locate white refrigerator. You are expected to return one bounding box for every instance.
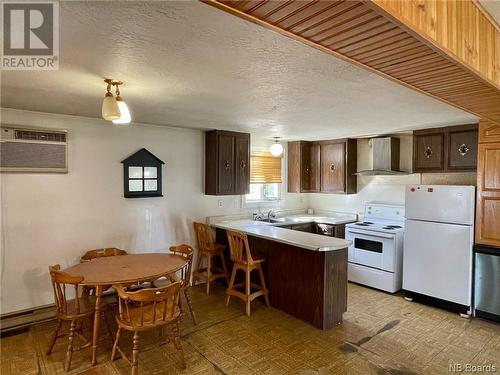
[403,185,475,308]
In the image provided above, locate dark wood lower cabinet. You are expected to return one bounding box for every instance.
[216,229,348,329]
[290,223,314,232]
[280,222,347,238]
[315,223,346,239]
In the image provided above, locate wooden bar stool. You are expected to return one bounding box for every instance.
[225,230,270,316]
[111,282,185,374]
[193,222,229,294]
[47,265,113,372]
[152,244,197,324]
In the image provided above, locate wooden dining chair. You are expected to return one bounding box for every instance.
[152,244,197,324]
[47,265,113,372]
[225,230,270,316]
[111,282,185,374]
[80,248,129,296]
[80,247,128,262]
[192,222,229,294]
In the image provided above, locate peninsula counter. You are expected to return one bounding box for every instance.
[213,221,352,329]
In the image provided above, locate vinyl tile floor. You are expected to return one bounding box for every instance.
[1,283,499,375]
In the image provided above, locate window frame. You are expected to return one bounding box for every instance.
[127,166,159,193]
[242,147,286,208]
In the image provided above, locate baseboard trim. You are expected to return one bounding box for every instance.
[1,304,56,333]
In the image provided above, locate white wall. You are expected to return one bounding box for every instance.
[0,109,305,314]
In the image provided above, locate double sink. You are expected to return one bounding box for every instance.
[255,217,289,224]
[250,213,358,227]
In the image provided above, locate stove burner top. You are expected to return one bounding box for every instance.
[383,225,403,230]
[355,221,373,226]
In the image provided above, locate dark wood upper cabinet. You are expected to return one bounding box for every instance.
[287,142,301,193]
[413,124,478,173]
[413,131,445,172]
[300,142,320,192]
[299,142,312,192]
[288,141,320,193]
[447,127,478,171]
[205,130,250,195]
[288,139,356,194]
[319,139,357,194]
[234,135,250,194]
[217,133,235,194]
[320,142,345,193]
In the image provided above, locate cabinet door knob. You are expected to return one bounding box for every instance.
[240,160,246,169]
[305,166,310,173]
[330,164,336,172]
[224,160,231,170]
[458,143,469,156]
[424,147,433,158]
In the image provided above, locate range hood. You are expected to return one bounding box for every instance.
[355,137,408,176]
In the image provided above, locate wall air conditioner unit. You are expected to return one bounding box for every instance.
[0,125,68,173]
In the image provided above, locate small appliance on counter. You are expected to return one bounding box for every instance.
[403,185,475,316]
[474,245,500,322]
[345,203,405,293]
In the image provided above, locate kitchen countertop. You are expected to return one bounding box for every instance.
[213,220,352,252]
[266,213,357,226]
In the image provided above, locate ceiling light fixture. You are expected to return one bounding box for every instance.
[112,82,131,124]
[270,137,284,156]
[101,79,121,121]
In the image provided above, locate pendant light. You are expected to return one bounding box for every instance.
[101,79,120,121]
[270,137,284,156]
[112,82,131,124]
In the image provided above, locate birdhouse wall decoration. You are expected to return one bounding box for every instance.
[121,148,164,198]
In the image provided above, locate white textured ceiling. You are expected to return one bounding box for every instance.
[1,1,477,140]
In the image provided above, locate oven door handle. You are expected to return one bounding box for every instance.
[346,229,395,239]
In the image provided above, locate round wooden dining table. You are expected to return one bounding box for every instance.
[63,253,187,366]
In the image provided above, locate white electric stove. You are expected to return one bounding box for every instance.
[345,203,405,293]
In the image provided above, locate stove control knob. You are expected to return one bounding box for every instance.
[410,187,415,192]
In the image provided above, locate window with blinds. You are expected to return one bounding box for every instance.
[250,152,282,184]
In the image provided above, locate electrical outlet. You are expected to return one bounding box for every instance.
[300,195,304,203]
[218,200,224,208]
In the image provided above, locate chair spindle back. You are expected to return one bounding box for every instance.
[80,248,128,262]
[226,230,253,264]
[114,282,181,328]
[48,264,85,316]
[169,244,194,288]
[193,222,216,252]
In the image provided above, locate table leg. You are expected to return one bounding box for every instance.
[91,285,103,366]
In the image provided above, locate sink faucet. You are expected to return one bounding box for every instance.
[253,211,265,221]
[267,209,277,220]
[253,210,276,221]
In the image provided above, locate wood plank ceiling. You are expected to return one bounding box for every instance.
[203,0,500,125]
